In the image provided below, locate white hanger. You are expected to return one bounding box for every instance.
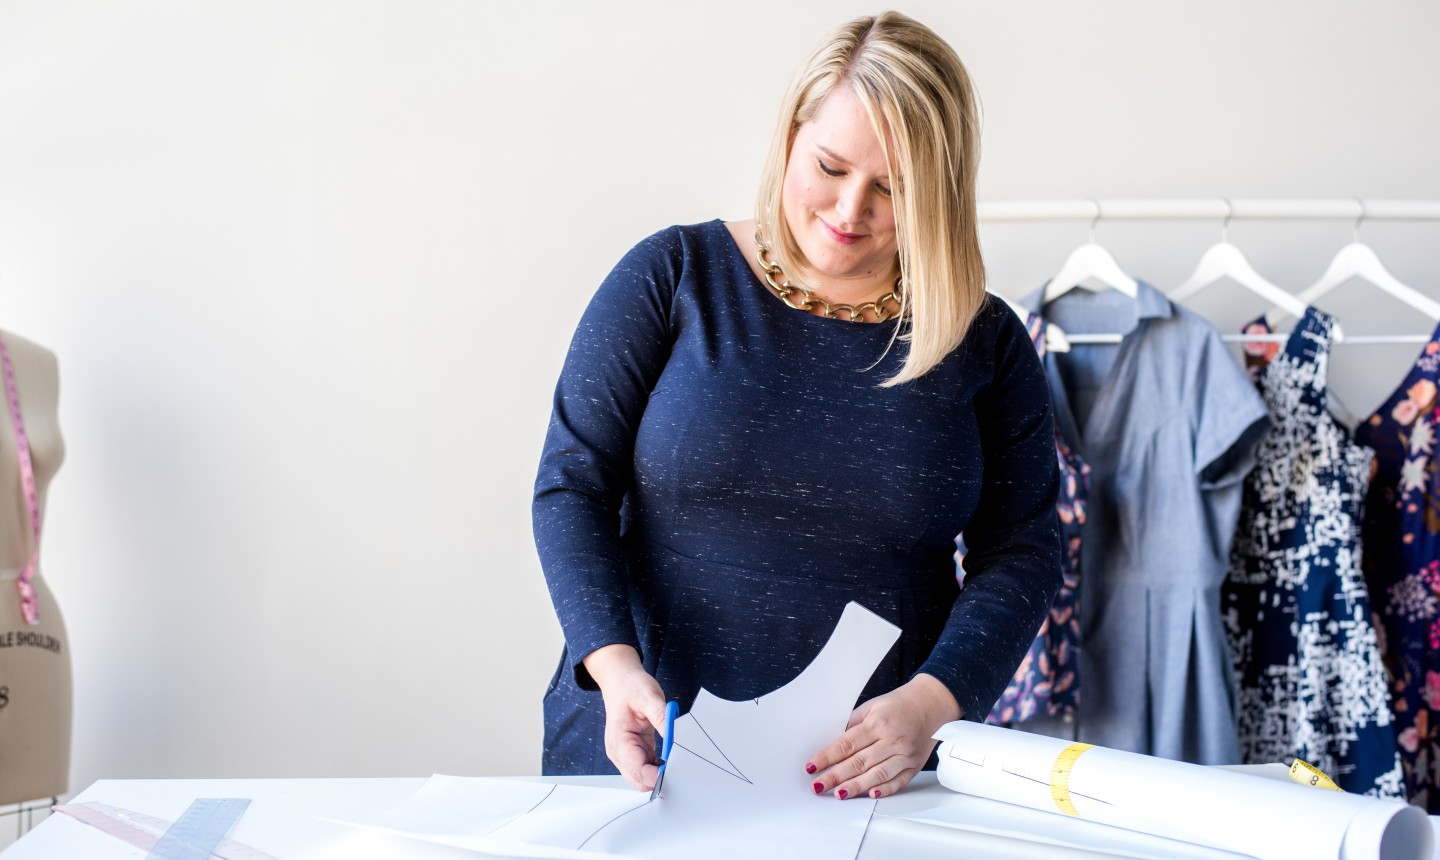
[1169,201,1307,317]
[1169,200,1340,342]
[1042,201,1138,302]
[1292,203,1440,322]
[1170,245,1308,319]
[994,292,1071,352]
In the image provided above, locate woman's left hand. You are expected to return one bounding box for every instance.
[804,673,962,800]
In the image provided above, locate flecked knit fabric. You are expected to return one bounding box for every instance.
[534,220,1062,775]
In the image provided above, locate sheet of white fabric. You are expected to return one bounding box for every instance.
[333,602,900,859]
[934,721,1433,860]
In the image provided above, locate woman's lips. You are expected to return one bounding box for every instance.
[823,221,864,245]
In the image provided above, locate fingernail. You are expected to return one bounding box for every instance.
[871,789,881,799]
[805,763,817,774]
[837,789,849,800]
[812,782,823,795]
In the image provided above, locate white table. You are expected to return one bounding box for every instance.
[2,773,1427,859]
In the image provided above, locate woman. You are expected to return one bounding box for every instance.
[533,11,1060,802]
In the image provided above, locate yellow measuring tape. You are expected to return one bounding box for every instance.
[1288,758,1343,791]
[1049,742,1095,815]
[1049,747,1340,817]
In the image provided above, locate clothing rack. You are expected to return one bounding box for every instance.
[977,198,1440,222]
[978,198,1440,346]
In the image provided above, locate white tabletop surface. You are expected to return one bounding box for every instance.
[4,772,1431,859]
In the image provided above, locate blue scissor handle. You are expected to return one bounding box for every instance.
[660,700,678,762]
[651,701,681,801]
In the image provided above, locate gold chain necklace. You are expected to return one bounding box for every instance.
[753,234,903,323]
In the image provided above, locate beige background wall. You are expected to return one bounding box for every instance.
[0,0,1437,811]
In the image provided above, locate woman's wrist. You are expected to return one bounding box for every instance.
[582,643,644,691]
[909,672,964,727]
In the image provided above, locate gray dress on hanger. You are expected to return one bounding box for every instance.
[1020,282,1269,763]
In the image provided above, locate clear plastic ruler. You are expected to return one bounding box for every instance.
[53,799,278,860]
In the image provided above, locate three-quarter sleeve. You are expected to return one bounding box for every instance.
[915,305,1063,720]
[533,228,682,689]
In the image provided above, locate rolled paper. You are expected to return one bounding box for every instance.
[932,721,1432,860]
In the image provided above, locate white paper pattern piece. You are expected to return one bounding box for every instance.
[333,602,901,859]
[335,777,645,857]
[932,721,1434,860]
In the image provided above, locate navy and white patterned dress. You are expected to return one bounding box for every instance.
[1223,308,1404,798]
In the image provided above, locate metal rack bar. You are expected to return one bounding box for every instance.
[978,199,1440,222]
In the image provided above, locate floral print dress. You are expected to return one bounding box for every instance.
[1223,309,1403,798]
[1356,319,1440,809]
[984,313,1089,725]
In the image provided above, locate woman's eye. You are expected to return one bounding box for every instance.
[818,157,891,197]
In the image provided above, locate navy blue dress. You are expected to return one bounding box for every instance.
[1224,310,1402,798]
[533,221,1062,775]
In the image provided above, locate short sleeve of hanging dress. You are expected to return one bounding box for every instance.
[1192,328,1270,489]
[532,226,686,683]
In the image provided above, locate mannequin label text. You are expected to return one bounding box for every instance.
[0,630,62,653]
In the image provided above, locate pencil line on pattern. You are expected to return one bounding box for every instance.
[688,713,752,784]
[575,795,652,850]
[483,783,556,837]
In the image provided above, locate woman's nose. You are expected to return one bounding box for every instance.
[835,182,870,223]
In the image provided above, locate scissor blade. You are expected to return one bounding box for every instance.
[650,762,667,801]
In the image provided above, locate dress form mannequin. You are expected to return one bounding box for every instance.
[0,330,70,805]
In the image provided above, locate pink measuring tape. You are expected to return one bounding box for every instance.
[0,333,42,625]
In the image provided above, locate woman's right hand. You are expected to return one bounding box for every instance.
[582,644,669,791]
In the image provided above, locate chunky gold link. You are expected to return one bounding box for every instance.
[783,292,812,312]
[754,233,903,323]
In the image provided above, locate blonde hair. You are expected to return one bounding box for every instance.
[756,11,984,386]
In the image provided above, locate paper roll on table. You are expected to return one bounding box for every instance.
[933,722,1432,860]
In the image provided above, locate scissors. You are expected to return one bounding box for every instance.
[650,701,679,801]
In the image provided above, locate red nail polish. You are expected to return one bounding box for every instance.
[871,789,881,799]
[838,789,849,800]
[813,782,823,794]
[805,763,817,774]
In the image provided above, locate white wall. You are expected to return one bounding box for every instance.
[0,0,1436,802]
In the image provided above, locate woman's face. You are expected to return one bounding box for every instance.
[781,86,899,292]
